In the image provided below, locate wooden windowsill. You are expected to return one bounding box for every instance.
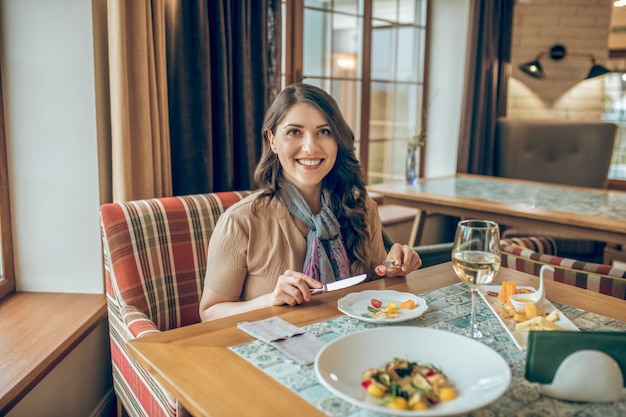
[0,292,107,414]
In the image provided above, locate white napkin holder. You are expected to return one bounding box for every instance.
[537,349,624,402]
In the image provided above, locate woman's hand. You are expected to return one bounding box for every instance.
[267,269,323,307]
[199,270,323,322]
[382,243,423,277]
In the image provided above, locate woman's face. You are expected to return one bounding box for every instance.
[267,102,338,195]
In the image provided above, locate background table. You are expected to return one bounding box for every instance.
[367,174,626,247]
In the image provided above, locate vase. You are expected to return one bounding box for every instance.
[406,144,420,185]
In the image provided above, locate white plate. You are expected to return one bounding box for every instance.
[315,327,511,416]
[337,290,428,323]
[477,285,579,350]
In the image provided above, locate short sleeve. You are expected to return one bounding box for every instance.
[366,197,387,266]
[203,212,249,299]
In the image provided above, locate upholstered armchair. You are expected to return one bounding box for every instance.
[500,238,626,300]
[494,117,618,263]
[100,191,253,417]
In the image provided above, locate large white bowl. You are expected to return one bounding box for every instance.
[314,327,511,416]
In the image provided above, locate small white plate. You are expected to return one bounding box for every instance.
[337,290,428,323]
[315,327,511,416]
[477,285,579,349]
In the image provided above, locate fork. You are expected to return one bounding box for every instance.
[375,260,397,276]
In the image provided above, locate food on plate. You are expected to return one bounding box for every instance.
[515,310,564,331]
[489,283,565,331]
[364,298,418,319]
[360,356,457,411]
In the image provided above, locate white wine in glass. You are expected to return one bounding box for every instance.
[451,219,501,342]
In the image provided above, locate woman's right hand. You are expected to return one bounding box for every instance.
[267,269,323,307]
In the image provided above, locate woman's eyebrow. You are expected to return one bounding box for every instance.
[281,123,329,130]
[282,123,303,129]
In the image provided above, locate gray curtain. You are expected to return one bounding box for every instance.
[165,0,281,194]
[457,0,514,175]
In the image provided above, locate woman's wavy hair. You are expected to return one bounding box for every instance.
[253,83,372,275]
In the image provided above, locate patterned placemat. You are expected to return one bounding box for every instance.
[230,283,626,416]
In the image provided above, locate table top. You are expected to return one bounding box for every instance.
[128,263,626,417]
[367,174,626,245]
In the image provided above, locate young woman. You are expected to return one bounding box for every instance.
[199,84,422,321]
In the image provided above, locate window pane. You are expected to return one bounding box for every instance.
[304,0,328,8]
[368,81,422,183]
[396,27,418,83]
[304,10,363,80]
[330,79,361,138]
[333,0,362,15]
[602,72,626,180]
[371,23,396,81]
[331,16,362,79]
[303,9,331,78]
[373,0,398,21]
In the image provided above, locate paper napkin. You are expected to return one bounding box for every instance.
[237,317,326,365]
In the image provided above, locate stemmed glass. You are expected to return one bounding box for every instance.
[451,219,501,343]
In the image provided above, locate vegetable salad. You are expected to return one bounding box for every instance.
[360,356,457,411]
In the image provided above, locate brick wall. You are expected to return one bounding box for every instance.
[507,0,612,121]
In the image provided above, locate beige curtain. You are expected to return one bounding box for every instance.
[107,0,172,201]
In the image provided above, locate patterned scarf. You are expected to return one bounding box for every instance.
[277,179,352,285]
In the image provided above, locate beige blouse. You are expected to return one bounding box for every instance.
[203,191,387,300]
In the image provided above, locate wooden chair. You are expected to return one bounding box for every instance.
[100,191,253,417]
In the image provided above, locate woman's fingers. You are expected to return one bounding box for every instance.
[272,270,321,305]
[383,244,423,276]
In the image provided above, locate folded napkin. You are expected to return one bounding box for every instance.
[237,317,326,365]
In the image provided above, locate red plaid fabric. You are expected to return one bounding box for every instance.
[100,191,253,417]
[500,236,557,255]
[500,241,626,300]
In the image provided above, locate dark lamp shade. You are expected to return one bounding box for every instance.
[519,60,545,79]
[586,64,610,79]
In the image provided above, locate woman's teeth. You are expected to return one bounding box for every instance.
[297,159,322,166]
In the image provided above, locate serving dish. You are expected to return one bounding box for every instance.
[315,327,511,416]
[477,285,579,349]
[337,290,428,323]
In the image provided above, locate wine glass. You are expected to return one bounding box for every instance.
[451,219,501,343]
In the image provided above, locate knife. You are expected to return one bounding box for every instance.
[310,274,367,294]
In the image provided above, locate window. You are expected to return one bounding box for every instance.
[602,72,626,184]
[0,58,15,300]
[283,0,429,184]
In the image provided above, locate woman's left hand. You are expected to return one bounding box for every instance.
[381,243,422,277]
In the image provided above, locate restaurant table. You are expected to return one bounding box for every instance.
[127,263,626,417]
[367,174,626,247]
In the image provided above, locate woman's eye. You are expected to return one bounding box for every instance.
[319,128,333,136]
[286,129,300,136]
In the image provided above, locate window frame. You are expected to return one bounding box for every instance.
[0,60,15,300]
[283,0,429,182]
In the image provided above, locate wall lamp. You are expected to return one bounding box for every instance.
[519,44,610,80]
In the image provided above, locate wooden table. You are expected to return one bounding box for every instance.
[127,263,626,417]
[367,174,626,247]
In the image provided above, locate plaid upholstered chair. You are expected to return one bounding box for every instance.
[500,238,626,300]
[100,191,253,417]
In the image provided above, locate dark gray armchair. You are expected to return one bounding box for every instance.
[494,117,617,263]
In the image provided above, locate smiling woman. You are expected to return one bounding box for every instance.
[198,83,423,322]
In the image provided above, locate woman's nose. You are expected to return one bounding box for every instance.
[301,133,315,153]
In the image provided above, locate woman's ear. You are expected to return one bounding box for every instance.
[267,131,277,153]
